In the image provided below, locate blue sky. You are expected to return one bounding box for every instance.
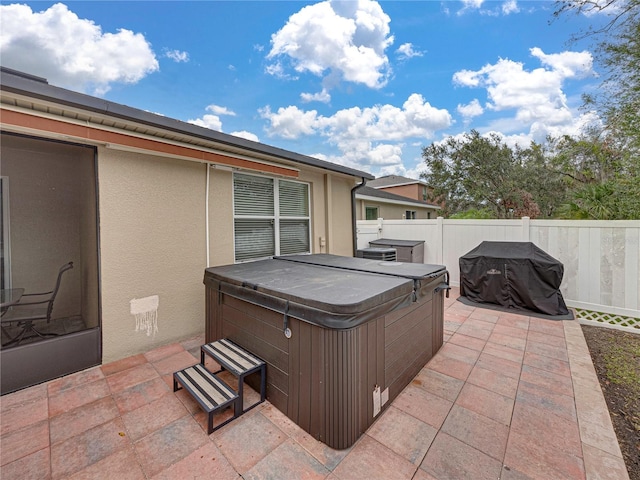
[0,1,609,178]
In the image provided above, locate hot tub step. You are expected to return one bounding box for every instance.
[201,338,266,414]
[173,363,240,434]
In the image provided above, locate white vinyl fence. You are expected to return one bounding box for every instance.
[357,217,640,333]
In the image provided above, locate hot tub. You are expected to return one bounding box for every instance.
[204,254,448,449]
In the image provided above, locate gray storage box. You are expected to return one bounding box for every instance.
[356,247,397,261]
[369,238,425,263]
[204,254,448,449]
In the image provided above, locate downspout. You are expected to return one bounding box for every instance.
[351,177,367,256]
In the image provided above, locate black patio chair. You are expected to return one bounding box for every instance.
[1,262,74,347]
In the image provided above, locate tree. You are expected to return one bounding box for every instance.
[421,131,563,218]
[551,0,640,219]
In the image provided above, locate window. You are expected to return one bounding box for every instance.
[233,173,310,262]
[405,210,416,220]
[422,186,428,201]
[365,206,379,220]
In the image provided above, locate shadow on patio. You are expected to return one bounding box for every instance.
[0,288,629,479]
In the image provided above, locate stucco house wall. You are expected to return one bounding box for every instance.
[0,68,370,366]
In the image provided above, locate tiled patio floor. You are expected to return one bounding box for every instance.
[0,288,630,479]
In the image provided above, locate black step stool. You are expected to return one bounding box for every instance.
[173,363,239,434]
[201,338,266,414]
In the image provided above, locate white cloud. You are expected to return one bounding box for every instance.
[259,106,320,139]
[206,104,236,116]
[187,114,223,131]
[230,131,260,142]
[501,0,519,15]
[260,94,451,170]
[0,3,158,95]
[301,89,332,103]
[452,48,596,141]
[165,49,189,63]
[457,99,484,120]
[266,0,394,89]
[396,43,424,60]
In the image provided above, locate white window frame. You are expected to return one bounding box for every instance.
[233,172,311,262]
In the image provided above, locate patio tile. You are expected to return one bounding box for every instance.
[572,381,615,427]
[455,383,514,426]
[468,310,499,323]
[0,420,49,466]
[392,384,453,429]
[475,352,522,379]
[441,404,509,461]
[134,415,209,478]
[525,339,569,362]
[437,342,481,364]
[0,447,50,480]
[425,353,474,381]
[412,367,464,402]
[492,323,529,339]
[496,315,529,330]
[454,319,494,341]
[519,364,574,398]
[260,404,351,471]
[528,318,565,338]
[47,366,104,396]
[50,418,130,478]
[482,342,525,362]
[516,380,577,422]
[447,332,487,351]
[214,408,287,474]
[332,435,416,480]
[68,447,145,480]
[0,396,48,436]
[523,351,571,378]
[487,331,527,351]
[466,365,519,399]
[420,432,503,480]
[527,330,566,347]
[0,383,47,411]
[112,377,172,414]
[244,438,330,480]
[48,378,110,417]
[151,442,237,480]
[100,353,147,376]
[121,390,189,441]
[578,417,623,457]
[367,405,437,465]
[510,402,582,455]
[581,443,629,480]
[143,342,185,363]
[411,469,439,480]
[504,429,585,480]
[499,465,536,480]
[106,362,160,394]
[49,396,120,445]
[150,350,198,376]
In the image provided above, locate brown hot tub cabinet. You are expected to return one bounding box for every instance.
[204,254,448,449]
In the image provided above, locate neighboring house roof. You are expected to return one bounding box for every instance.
[367,175,428,188]
[0,67,373,180]
[356,186,439,209]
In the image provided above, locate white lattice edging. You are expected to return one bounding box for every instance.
[575,308,640,334]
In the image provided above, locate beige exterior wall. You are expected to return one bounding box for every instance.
[356,199,436,220]
[99,149,357,362]
[98,148,208,362]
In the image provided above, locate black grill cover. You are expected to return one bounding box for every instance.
[459,241,569,316]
